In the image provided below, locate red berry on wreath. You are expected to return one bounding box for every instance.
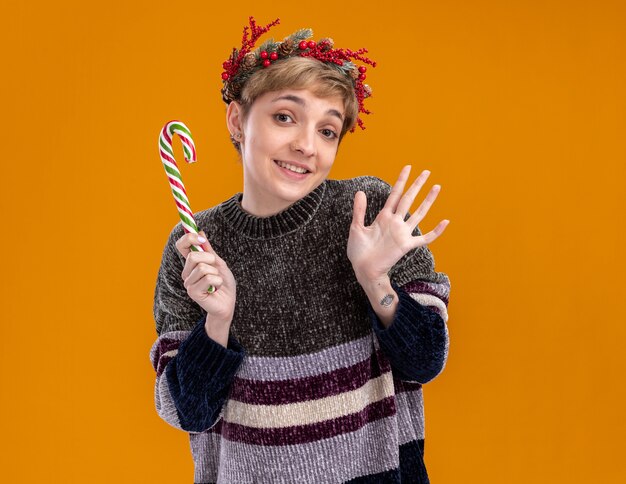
[358,66,367,73]
[299,41,308,50]
[262,59,271,67]
[307,41,316,49]
[260,51,269,59]
[270,52,278,60]
[221,72,229,80]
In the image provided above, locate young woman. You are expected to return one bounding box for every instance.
[151,17,451,483]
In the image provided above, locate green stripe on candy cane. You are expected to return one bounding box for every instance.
[159,137,175,156]
[168,121,192,137]
[167,122,193,159]
[159,119,215,294]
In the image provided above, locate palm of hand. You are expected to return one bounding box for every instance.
[347,166,449,283]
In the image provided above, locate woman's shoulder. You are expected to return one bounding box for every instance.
[324,176,392,225]
[327,174,389,189]
[163,199,231,245]
[326,175,392,204]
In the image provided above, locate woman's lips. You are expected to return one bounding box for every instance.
[273,160,310,179]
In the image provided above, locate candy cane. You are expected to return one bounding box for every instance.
[159,120,215,293]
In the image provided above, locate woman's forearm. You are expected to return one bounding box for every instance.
[358,275,398,328]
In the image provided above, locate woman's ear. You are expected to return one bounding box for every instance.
[226,101,244,137]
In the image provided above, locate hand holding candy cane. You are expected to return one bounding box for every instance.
[175,230,237,326]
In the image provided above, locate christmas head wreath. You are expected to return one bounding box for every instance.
[220,17,377,131]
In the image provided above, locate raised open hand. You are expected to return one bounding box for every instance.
[347,165,450,284]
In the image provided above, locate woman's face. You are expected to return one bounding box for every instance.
[231,87,345,217]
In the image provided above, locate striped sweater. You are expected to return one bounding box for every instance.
[150,176,451,483]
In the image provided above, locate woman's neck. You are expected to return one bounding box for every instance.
[240,193,291,217]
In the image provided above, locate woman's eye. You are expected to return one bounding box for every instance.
[274,113,293,123]
[320,128,338,140]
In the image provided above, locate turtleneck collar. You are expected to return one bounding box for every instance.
[218,181,327,239]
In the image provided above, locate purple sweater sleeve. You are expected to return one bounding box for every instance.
[151,223,246,433]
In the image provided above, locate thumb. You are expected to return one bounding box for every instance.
[351,191,366,228]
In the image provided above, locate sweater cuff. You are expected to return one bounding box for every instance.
[175,317,246,383]
[368,281,422,337]
[367,281,447,380]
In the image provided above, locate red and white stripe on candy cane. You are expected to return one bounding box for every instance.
[158,120,215,293]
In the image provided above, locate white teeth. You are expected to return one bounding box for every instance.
[276,160,308,174]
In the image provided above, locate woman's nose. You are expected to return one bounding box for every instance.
[290,128,316,157]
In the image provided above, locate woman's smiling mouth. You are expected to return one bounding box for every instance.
[274,159,311,175]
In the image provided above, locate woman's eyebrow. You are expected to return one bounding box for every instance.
[271,94,344,121]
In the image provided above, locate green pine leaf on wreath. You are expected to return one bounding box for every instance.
[257,38,278,53]
[289,29,312,43]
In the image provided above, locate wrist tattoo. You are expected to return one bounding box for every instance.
[380,294,395,308]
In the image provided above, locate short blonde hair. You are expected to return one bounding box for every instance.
[229,56,358,151]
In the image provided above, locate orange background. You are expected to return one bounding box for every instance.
[2,1,625,482]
